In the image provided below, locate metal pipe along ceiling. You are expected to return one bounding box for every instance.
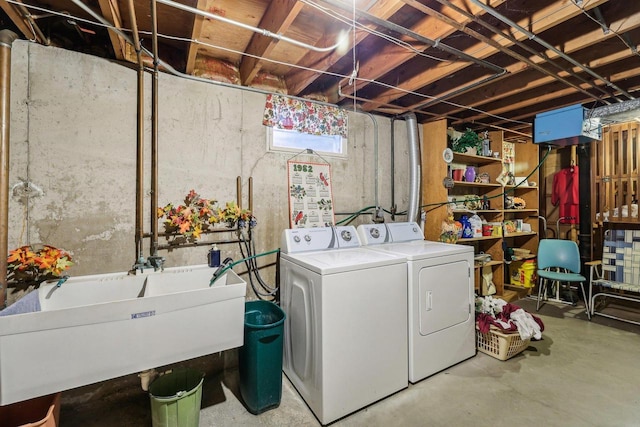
[155,0,345,53]
[426,0,612,102]
[423,0,612,106]
[0,30,18,309]
[320,0,505,74]
[470,0,634,101]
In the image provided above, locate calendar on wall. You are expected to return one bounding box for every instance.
[287,160,335,228]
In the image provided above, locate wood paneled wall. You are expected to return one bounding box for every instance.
[591,122,640,225]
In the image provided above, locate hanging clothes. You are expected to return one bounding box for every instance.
[551,165,579,224]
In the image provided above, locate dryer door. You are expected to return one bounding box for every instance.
[418,259,471,335]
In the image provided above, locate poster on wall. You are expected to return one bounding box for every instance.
[287,160,335,228]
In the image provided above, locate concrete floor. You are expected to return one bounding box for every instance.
[59,298,640,427]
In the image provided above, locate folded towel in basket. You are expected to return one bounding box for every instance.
[0,290,41,316]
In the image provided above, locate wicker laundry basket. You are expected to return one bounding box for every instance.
[475,325,530,361]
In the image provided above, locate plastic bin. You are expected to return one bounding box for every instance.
[510,259,537,288]
[239,300,286,414]
[0,393,60,427]
[149,368,204,427]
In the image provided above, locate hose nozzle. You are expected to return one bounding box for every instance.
[212,257,234,280]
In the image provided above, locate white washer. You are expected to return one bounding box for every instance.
[358,222,475,383]
[280,226,408,425]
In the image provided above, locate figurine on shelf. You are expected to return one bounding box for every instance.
[439,207,462,243]
[482,195,490,210]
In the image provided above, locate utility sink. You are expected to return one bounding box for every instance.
[0,265,246,406]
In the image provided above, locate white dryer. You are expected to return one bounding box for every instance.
[358,222,475,383]
[280,226,408,425]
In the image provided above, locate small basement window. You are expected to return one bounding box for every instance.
[263,94,348,158]
[267,127,347,158]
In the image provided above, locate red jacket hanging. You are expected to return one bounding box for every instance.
[551,166,579,224]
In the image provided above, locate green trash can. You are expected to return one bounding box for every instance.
[239,300,286,414]
[149,368,204,427]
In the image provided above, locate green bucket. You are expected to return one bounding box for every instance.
[149,368,204,427]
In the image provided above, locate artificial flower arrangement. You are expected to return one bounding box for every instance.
[7,244,73,286]
[157,190,256,243]
[475,295,544,341]
[218,201,256,229]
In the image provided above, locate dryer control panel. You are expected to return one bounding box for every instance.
[334,226,361,248]
[356,223,390,245]
[385,222,424,242]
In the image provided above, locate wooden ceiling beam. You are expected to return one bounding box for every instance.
[413,45,638,118]
[285,0,405,95]
[358,0,610,111]
[0,1,39,42]
[455,71,640,126]
[97,0,126,61]
[465,74,640,127]
[185,0,208,74]
[338,0,507,98]
[238,0,304,85]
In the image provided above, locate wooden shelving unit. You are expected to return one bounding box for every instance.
[421,119,540,301]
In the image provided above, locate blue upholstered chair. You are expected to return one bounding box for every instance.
[536,239,590,319]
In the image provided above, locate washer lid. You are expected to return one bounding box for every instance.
[366,240,473,261]
[282,247,405,274]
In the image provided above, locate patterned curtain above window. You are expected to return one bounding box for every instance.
[263,94,348,137]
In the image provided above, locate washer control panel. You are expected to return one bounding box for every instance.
[281,226,360,253]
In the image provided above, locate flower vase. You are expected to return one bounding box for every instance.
[464,166,476,183]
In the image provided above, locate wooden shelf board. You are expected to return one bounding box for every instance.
[451,181,501,188]
[452,152,502,165]
[452,209,501,214]
[504,284,534,298]
[511,254,536,261]
[457,235,502,242]
[474,260,502,268]
[499,289,521,302]
[504,231,538,237]
[503,209,538,213]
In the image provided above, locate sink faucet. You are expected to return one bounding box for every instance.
[55,275,70,287]
[131,255,165,273]
[148,255,166,272]
[131,256,151,274]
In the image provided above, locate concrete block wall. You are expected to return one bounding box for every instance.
[7,41,413,300]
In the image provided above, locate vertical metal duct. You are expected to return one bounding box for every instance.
[0,30,18,308]
[403,113,420,223]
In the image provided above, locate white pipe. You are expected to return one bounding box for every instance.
[155,0,346,53]
[403,113,420,223]
[138,368,157,391]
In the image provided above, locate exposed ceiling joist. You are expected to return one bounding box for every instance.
[97,0,125,60]
[239,0,304,85]
[2,0,639,139]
